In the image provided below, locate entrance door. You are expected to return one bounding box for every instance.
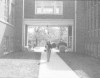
[25,25,72,51]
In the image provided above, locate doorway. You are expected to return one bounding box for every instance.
[23,19,73,52]
[25,25,72,51]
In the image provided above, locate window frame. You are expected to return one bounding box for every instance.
[35,1,63,15]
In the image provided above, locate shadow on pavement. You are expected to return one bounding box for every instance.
[0,51,41,60]
[57,52,100,78]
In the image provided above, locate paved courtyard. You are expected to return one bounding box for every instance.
[0,49,100,78]
[0,52,41,78]
[58,52,100,78]
[0,59,39,78]
[38,52,79,78]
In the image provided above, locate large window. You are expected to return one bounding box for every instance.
[9,3,15,24]
[0,0,9,21]
[4,0,9,21]
[0,0,15,24]
[0,0,5,20]
[35,1,63,15]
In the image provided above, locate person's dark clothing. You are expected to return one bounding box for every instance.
[58,41,67,49]
[47,41,52,49]
[51,43,56,48]
[46,41,52,62]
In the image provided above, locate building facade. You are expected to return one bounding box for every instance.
[23,0,100,58]
[0,0,100,58]
[0,0,15,55]
[76,0,100,58]
[23,0,75,52]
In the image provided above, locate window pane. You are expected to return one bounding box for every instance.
[35,1,63,15]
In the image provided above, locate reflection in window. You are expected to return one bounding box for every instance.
[35,1,63,15]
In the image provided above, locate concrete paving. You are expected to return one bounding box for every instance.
[0,52,41,78]
[0,59,39,78]
[58,52,100,78]
[1,47,100,78]
[38,52,80,78]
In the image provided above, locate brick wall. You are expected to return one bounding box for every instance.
[76,0,100,58]
[14,0,23,52]
[76,1,86,53]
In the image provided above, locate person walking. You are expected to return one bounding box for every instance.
[46,41,52,62]
[38,41,52,65]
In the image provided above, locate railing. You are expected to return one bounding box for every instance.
[0,19,14,28]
